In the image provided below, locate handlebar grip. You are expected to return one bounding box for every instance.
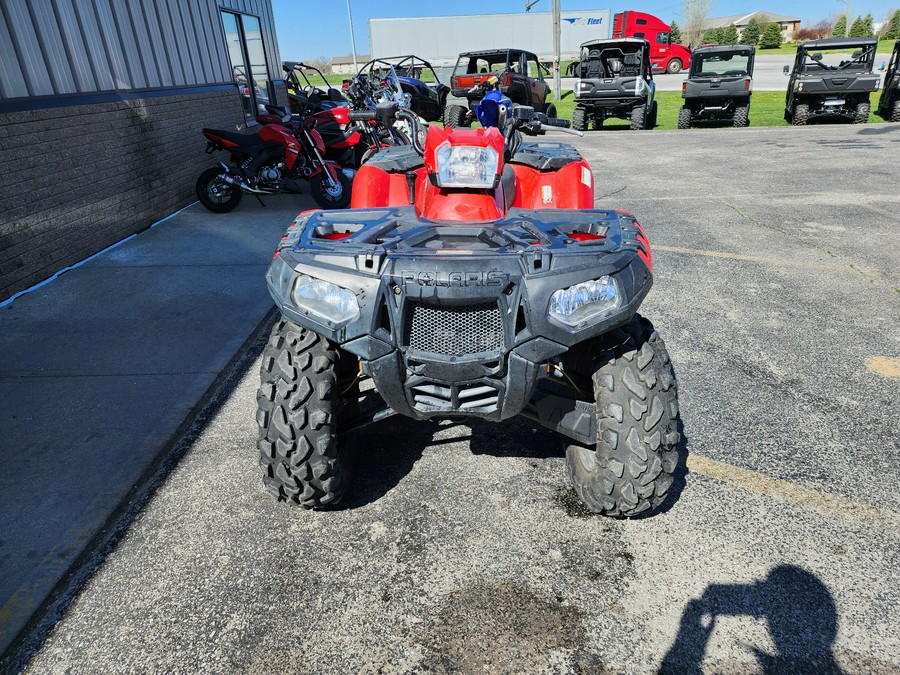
[348,110,376,122]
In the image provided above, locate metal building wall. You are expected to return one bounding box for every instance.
[369,10,612,64]
[0,0,282,101]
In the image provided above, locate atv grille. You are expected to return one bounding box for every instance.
[405,302,504,356]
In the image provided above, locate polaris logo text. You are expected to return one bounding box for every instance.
[563,17,603,25]
[401,271,507,287]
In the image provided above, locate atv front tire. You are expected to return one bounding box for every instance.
[443,104,468,128]
[853,101,870,124]
[630,104,646,130]
[256,320,359,508]
[572,106,587,131]
[677,106,691,130]
[892,100,900,123]
[565,315,680,517]
[196,167,243,213]
[792,103,809,126]
[733,104,749,127]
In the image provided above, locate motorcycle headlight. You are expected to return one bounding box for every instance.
[292,275,359,326]
[434,141,500,188]
[548,276,621,326]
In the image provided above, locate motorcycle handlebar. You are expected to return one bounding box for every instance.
[348,110,376,122]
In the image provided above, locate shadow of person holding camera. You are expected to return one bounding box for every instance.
[660,565,842,674]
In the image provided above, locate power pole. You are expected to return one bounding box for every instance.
[346,0,359,72]
[552,0,561,100]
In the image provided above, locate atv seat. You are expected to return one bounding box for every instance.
[585,50,603,79]
[607,58,623,75]
[621,53,640,76]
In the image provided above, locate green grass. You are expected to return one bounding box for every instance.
[548,89,886,129]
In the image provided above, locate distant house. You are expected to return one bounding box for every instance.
[332,54,371,75]
[704,11,802,41]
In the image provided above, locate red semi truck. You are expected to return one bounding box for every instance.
[614,10,692,74]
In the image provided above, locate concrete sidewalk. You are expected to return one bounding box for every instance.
[0,193,311,656]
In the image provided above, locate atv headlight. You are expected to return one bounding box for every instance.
[434,141,499,188]
[292,275,359,326]
[548,276,621,326]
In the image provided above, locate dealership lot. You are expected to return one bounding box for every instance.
[10,124,900,672]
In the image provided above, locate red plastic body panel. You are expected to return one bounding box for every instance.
[613,10,692,73]
[203,130,239,149]
[510,160,594,210]
[351,125,595,222]
[258,124,301,169]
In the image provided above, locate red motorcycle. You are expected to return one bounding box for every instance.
[196,111,352,212]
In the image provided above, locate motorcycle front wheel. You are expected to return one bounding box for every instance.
[310,171,352,209]
[196,167,243,213]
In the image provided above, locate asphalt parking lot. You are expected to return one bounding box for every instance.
[12,123,900,673]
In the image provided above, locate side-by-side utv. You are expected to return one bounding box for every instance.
[571,38,657,131]
[678,44,754,128]
[785,38,880,125]
[876,40,900,122]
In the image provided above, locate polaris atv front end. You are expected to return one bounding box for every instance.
[267,207,652,427]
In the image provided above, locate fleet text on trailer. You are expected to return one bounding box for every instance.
[613,10,691,74]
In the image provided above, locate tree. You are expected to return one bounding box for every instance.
[833,15,847,37]
[885,9,900,40]
[683,0,715,45]
[670,20,683,44]
[702,27,724,44]
[740,17,762,45]
[759,22,784,48]
[722,24,740,44]
[863,13,875,38]
[306,56,332,75]
[848,15,866,38]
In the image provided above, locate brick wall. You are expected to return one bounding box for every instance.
[0,89,246,302]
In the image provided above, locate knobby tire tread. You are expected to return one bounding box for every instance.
[565,315,680,517]
[256,320,356,508]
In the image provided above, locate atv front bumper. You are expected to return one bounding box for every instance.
[267,207,652,423]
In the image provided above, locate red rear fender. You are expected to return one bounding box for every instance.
[511,160,594,210]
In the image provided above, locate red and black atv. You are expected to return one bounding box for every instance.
[256,102,680,517]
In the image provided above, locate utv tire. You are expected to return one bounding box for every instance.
[593,114,604,130]
[648,101,658,128]
[256,320,358,508]
[892,100,900,123]
[792,103,809,126]
[677,106,691,130]
[853,101,870,124]
[565,315,680,517]
[630,104,646,130]
[733,105,750,128]
[310,170,352,209]
[572,106,587,131]
[196,167,243,213]
[443,104,468,128]
[666,58,683,74]
[545,103,557,118]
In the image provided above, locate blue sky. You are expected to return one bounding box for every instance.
[271,1,898,61]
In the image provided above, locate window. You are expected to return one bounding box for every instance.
[636,18,647,25]
[658,32,670,44]
[634,32,645,39]
[221,11,271,117]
